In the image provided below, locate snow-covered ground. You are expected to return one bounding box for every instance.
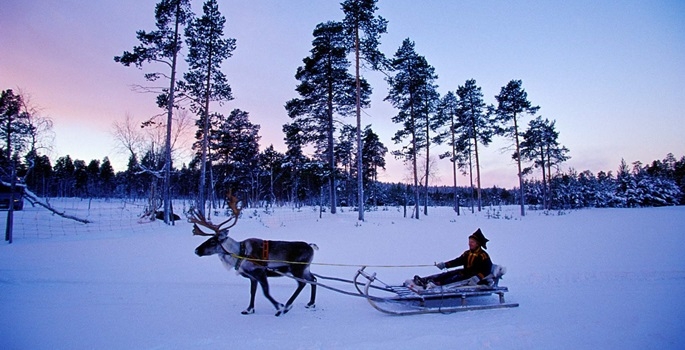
[2,199,684,349]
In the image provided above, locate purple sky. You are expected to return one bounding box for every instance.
[1,0,684,188]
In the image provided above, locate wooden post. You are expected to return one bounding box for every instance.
[4,205,13,244]
[5,163,16,244]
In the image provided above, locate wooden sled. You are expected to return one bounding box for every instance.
[354,265,519,315]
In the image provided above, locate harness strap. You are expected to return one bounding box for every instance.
[233,240,271,269]
[262,240,269,261]
[234,241,246,270]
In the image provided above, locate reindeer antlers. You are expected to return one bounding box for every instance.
[188,210,219,236]
[190,192,242,236]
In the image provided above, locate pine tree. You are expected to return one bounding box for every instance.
[115,0,192,224]
[24,153,52,197]
[100,157,115,197]
[181,0,235,215]
[595,171,618,207]
[361,126,387,207]
[434,91,467,214]
[341,0,388,220]
[73,160,88,198]
[386,38,435,219]
[86,159,100,197]
[495,80,540,216]
[616,159,633,207]
[286,21,366,214]
[53,156,75,197]
[282,123,308,206]
[520,116,569,209]
[259,145,285,206]
[672,156,685,204]
[457,79,494,212]
[212,109,260,204]
[335,124,357,206]
[124,154,142,199]
[632,161,681,206]
[420,67,440,216]
[0,90,33,166]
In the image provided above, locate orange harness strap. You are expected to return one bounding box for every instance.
[262,240,269,261]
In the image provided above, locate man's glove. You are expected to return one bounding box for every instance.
[435,262,446,270]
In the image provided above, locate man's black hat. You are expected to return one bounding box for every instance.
[469,228,489,249]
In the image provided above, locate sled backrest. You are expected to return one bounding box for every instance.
[485,264,507,286]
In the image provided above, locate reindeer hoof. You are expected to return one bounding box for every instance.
[274,304,286,316]
[241,307,255,315]
[305,303,316,309]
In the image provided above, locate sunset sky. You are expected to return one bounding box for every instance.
[1,0,683,188]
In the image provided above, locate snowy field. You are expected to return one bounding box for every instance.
[1,199,684,349]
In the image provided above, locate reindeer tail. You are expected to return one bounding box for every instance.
[309,243,319,250]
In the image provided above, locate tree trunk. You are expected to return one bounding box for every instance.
[473,133,482,212]
[423,117,430,216]
[513,114,525,216]
[354,26,365,220]
[451,128,459,215]
[412,151,419,219]
[208,147,215,219]
[546,148,553,210]
[198,54,214,216]
[162,3,182,225]
[4,164,16,243]
[327,77,337,214]
[410,104,420,220]
[540,145,547,210]
[468,144,475,214]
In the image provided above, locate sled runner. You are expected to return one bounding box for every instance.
[354,264,519,315]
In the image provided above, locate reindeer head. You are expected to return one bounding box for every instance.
[194,232,228,257]
[191,194,241,257]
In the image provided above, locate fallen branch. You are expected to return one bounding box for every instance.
[21,188,92,224]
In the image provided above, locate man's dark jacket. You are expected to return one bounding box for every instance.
[444,247,492,280]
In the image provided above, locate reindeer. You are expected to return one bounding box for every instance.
[191,196,317,316]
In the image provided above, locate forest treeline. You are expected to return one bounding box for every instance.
[13,151,685,211]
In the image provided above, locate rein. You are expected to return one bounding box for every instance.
[216,237,434,269]
[224,251,435,268]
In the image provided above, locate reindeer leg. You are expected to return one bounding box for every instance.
[306,274,317,309]
[283,281,307,314]
[300,270,317,309]
[284,267,317,313]
[253,270,284,316]
[241,278,258,315]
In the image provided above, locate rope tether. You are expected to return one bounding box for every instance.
[229,253,434,268]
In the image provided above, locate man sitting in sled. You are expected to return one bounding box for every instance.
[413,229,492,289]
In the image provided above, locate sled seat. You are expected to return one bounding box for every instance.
[403,264,507,292]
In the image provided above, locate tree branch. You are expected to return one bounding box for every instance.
[20,187,92,224]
